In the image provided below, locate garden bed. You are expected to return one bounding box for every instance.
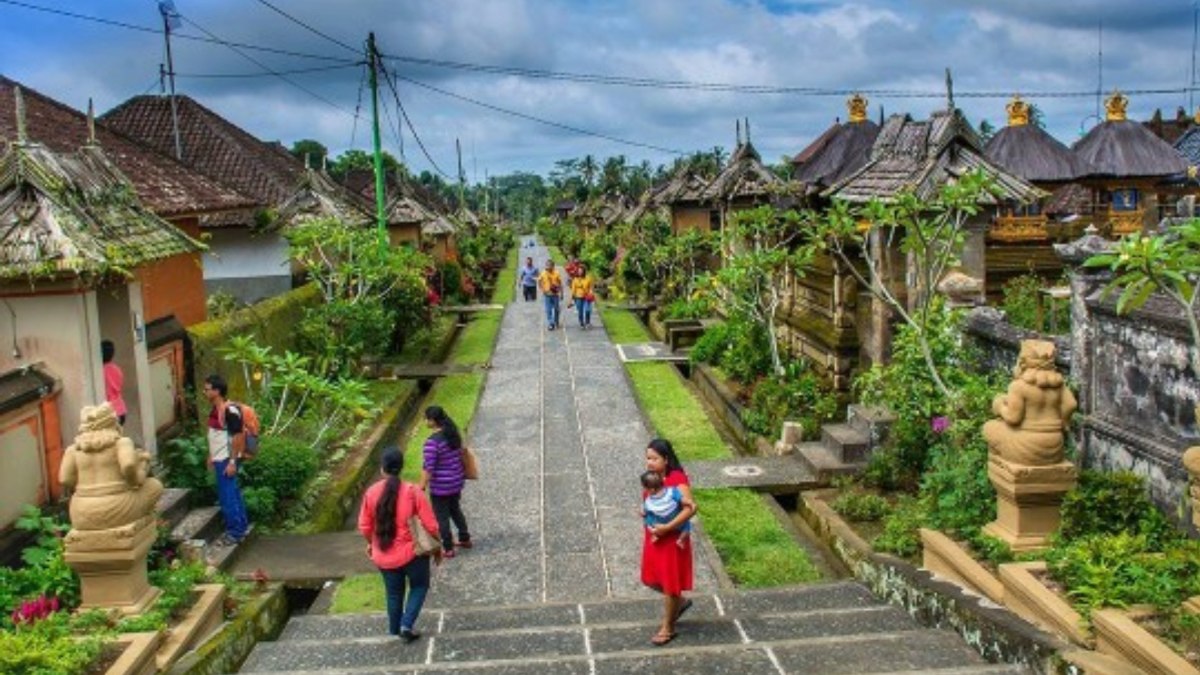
[1094,607,1200,674]
[163,583,288,675]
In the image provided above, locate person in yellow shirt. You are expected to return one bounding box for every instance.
[537,259,564,331]
[569,262,595,329]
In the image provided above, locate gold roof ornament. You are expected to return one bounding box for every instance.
[1194,107,1200,125]
[1105,90,1128,122]
[1006,96,1030,127]
[847,93,868,124]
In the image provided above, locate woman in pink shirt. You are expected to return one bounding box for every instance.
[358,447,441,642]
[101,340,127,425]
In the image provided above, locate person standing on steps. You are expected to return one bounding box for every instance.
[568,262,595,329]
[202,374,250,546]
[418,405,472,558]
[358,447,441,643]
[519,256,539,302]
[640,438,697,646]
[101,339,127,426]
[538,258,564,331]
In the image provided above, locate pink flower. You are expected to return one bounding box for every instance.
[931,416,950,434]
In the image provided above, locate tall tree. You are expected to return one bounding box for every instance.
[290,139,329,167]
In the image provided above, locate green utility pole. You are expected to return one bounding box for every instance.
[367,32,387,244]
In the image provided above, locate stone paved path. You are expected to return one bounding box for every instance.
[426,236,717,608]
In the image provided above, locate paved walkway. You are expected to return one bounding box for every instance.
[426,236,717,607]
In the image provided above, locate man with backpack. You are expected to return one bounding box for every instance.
[203,373,250,546]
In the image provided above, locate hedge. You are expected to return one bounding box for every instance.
[188,284,323,403]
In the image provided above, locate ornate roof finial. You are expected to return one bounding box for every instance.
[304,152,311,170]
[1194,106,1200,125]
[1105,90,1128,122]
[1006,95,1030,127]
[322,154,328,172]
[945,67,955,109]
[14,86,27,143]
[745,117,751,144]
[736,119,742,146]
[86,98,97,145]
[847,93,868,124]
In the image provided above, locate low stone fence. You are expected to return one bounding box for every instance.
[963,307,1071,376]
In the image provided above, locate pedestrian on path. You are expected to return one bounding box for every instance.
[358,447,441,642]
[101,339,127,426]
[538,259,564,330]
[418,406,473,558]
[202,374,250,546]
[519,256,539,302]
[640,438,697,646]
[568,262,595,329]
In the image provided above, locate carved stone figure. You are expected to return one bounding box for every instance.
[59,404,161,614]
[983,340,1077,466]
[59,404,163,531]
[1183,436,1200,529]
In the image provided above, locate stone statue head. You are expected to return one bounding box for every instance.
[74,403,121,453]
[1016,340,1063,388]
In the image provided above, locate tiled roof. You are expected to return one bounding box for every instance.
[0,139,202,281]
[1175,126,1200,167]
[101,95,301,222]
[0,77,252,217]
[826,108,1045,204]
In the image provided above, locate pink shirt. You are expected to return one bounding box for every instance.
[358,480,440,570]
[103,363,127,417]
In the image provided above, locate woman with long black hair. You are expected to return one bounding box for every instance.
[418,406,472,558]
[640,438,697,646]
[358,447,440,642]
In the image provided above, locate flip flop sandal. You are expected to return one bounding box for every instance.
[650,631,677,646]
[674,599,694,622]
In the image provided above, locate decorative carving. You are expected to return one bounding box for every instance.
[990,215,1049,242]
[936,270,982,309]
[847,93,868,124]
[1105,90,1129,122]
[1183,436,1200,529]
[1006,96,1029,127]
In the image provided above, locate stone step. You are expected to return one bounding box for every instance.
[205,524,255,571]
[820,423,869,464]
[156,488,192,531]
[169,505,222,545]
[795,442,865,482]
[237,628,1015,674]
[846,404,895,441]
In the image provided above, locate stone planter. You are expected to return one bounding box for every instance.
[1093,607,1200,675]
[998,561,1091,647]
[155,583,227,671]
[103,631,163,675]
[919,529,1003,604]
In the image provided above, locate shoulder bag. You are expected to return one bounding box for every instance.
[407,486,442,557]
[461,446,480,480]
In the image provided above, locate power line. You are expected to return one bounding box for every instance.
[391,72,687,156]
[252,0,360,55]
[350,62,367,148]
[176,62,362,79]
[380,66,452,178]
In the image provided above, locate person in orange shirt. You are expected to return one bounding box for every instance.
[537,259,564,331]
[568,262,595,329]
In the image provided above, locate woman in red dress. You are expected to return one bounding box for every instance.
[640,438,697,645]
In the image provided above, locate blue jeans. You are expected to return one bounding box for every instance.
[213,459,249,540]
[543,294,560,328]
[574,298,592,326]
[380,556,431,635]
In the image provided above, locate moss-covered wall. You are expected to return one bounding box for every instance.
[165,584,288,675]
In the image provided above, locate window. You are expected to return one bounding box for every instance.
[709,209,721,231]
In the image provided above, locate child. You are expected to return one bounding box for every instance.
[641,470,691,547]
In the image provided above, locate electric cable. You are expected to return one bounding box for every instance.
[253,0,360,55]
[380,66,452,178]
[176,62,362,79]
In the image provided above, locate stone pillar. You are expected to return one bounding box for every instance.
[1053,228,1114,421]
[64,517,160,615]
[983,457,1077,552]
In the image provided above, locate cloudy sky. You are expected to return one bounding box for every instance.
[1,0,1197,180]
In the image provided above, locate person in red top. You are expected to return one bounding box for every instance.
[640,438,697,646]
[101,340,127,425]
[358,447,441,642]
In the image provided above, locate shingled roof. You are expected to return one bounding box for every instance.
[985,98,1084,183]
[701,141,787,202]
[825,107,1045,204]
[101,95,300,205]
[276,168,371,229]
[1074,92,1189,179]
[793,94,880,190]
[0,136,202,281]
[0,77,251,218]
[658,167,712,205]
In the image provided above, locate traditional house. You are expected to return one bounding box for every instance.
[792,94,880,195]
[1145,106,1197,146]
[573,193,633,235]
[0,93,203,529]
[700,136,789,228]
[1072,92,1189,236]
[659,167,716,235]
[553,199,577,223]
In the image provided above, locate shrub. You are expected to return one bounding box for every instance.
[1001,272,1069,333]
[741,364,838,440]
[872,495,928,558]
[1059,470,1179,549]
[661,296,713,320]
[1046,534,1200,617]
[832,491,890,522]
[0,615,103,675]
[241,436,320,521]
[688,318,772,384]
[241,486,279,523]
[159,433,213,497]
[0,508,79,629]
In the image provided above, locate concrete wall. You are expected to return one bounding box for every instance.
[139,216,207,327]
[202,228,291,304]
[0,410,47,529]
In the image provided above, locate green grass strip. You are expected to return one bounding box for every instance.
[400,372,485,482]
[694,488,822,587]
[491,247,519,304]
[625,362,731,461]
[329,574,384,613]
[450,312,502,366]
[600,307,651,345]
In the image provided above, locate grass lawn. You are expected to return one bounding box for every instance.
[399,372,485,482]
[450,311,502,366]
[600,307,651,344]
[491,247,519,304]
[694,488,822,586]
[329,574,383,614]
[625,362,730,462]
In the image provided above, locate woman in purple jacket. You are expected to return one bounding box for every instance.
[418,406,472,558]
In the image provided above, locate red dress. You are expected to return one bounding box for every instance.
[640,468,694,595]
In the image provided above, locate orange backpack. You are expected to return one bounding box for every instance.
[224,402,261,458]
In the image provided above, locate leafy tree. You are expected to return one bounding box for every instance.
[328,149,403,183]
[290,139,328,167]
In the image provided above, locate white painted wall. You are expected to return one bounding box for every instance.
[203,228,290,281]
[0,412,46,527]
[95,282,156,453]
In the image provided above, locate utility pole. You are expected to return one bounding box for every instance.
[456,138,466,212]
[367,32,387,244]
[159,1,183,160]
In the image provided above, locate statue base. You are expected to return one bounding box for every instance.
[983,456,1077,553]
[63,516,161,616]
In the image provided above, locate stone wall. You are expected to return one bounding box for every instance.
[963,307,1071,377]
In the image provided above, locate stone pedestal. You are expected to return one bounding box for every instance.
[63,515,160,615]
[983,456,1077,552]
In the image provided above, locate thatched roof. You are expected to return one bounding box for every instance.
[792,116,880,190]
[701,141,786,202]
[985,124,1084,183]
[825,107,1046,204]
[276,168,371,229]
[1074,94,1188,179]
[0,140,202,281]
[659,167,712,205]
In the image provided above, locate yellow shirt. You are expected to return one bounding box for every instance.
[570,276,594,299]
[538,269,563,294]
